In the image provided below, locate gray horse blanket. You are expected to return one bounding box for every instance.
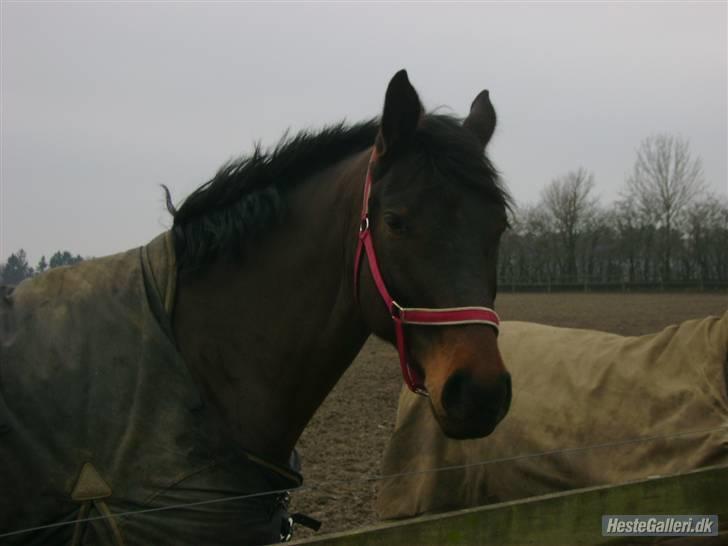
[0,233,301,545]
[378,313,728,520]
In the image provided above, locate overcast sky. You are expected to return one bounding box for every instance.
[1,1,726,264]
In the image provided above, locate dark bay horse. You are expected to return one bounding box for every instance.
[0,70,511,545]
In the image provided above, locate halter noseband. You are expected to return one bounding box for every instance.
[353,149,500,396]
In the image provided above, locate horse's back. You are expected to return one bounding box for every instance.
[0,236,296,545]
[0,248,168,541]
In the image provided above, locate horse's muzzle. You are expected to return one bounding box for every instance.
[440,370,512,439]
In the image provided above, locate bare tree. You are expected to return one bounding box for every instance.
[519,204,558,284]
[685,194,728,283]
[541,167,596,281]
[624,134,705,281]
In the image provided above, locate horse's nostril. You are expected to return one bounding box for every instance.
[442,371,477,419]
[442,370,511,422]
[501,372,512,416]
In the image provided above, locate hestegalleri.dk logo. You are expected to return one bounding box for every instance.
[602,515,718,537]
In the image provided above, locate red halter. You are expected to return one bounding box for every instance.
[353,149,500,396]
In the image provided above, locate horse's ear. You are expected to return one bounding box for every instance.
[463,90,497,149]
[376,70,423,159]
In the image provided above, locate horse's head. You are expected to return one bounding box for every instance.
[357,71,511,439]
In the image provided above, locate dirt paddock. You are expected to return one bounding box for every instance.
[289,292,727,539]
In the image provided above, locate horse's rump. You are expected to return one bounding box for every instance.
[0,233,299,545]
[377,313,728,520]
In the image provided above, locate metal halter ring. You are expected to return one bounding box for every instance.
[359,217,370,233]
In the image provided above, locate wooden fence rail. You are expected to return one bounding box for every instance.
[290,465,728,545]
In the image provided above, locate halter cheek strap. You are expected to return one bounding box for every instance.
[353,149,500,396]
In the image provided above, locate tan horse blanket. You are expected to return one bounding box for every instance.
[377,313,728,520]
[0,233,300,545]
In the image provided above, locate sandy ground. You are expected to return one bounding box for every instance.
[289,292,728,540]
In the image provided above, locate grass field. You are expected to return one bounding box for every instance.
[289,292,727,539]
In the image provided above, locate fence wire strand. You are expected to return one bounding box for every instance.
[2,422,727,539]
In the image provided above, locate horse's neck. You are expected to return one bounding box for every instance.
[172,150,371,466]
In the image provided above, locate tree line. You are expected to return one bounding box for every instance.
[0,250,84,285]
[499,134,727,289]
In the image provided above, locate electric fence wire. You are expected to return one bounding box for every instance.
[1,422,726,539]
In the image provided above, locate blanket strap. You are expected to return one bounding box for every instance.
[70,463,124,546]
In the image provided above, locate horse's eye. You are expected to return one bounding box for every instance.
[384,212,406,233]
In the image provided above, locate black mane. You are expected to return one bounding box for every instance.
[167,121,378,270]
[167,115,508,271]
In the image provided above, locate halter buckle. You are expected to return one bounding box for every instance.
[359,217,370,233]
